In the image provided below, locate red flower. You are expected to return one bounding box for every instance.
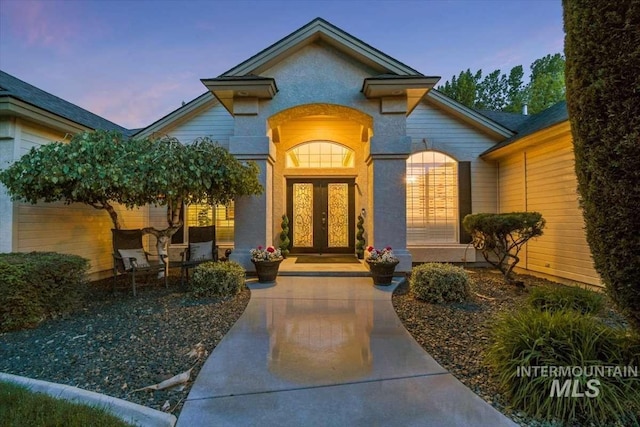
[258,245,263,250]
[267,246,275,253]
[385,246,392,251]
[367,246,374,252]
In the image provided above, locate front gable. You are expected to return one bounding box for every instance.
[221,18,422,78]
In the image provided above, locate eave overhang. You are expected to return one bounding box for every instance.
[0,95,90,134]
[361,75,440,115]
[200,76,278,115]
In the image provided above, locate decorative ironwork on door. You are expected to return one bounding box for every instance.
[327,183,349,247]
[293,183,313,247]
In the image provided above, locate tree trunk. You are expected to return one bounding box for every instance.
[90,200,120,229]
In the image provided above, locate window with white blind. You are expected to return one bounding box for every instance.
[406,151,458,244]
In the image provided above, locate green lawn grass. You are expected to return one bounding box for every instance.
[0,381,134,427]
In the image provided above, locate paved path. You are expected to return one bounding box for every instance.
[177,276,517,427]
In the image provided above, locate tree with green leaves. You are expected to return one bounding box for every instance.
[439,69,482,107]
[564,0,640,330]
[527,53,566,113]
[504,65,526,113]
[438,55,565,114]
[0,130,263,255]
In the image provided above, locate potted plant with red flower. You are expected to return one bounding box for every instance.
[250,245,284,283]
[366,245,399,285]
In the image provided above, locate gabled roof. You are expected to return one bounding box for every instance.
[219,17,424,77]
[424,90,515,139]
[132,91,218,138]
[0,70,129,134]
[475,109,530,132]
[481,101,568,156]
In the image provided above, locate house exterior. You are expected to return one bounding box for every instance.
[0,18,601,286]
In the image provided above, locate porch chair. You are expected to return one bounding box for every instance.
[112,229,168,296]
[181,225,218,287]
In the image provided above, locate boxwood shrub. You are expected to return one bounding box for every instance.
[190,261,245,298]
[0,252,89,332]
[410,263,470,304]
[527,285,604,315]
[486,308,640,425]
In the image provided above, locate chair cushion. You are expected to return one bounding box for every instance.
[118,248,151,270]
[190,241,214,261]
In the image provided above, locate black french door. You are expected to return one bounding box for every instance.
[286,178,355,254]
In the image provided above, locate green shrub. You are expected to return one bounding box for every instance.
[410,263,470,304]
[463,212,545,284]
[190,261,245,298]
[486,308,640,425]
[0,252,89,332]
[527,285,604,315]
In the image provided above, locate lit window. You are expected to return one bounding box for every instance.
[179,202,234,245]
[286,141,354,168]
[406,151,458,244]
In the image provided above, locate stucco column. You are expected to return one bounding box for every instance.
[367,135,412,272]
[228,135,275,271]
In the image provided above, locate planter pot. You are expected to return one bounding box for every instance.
[252,259,283,283]
[367,260,399,286]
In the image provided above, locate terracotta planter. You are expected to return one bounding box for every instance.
[252,259,283,283]
[367,260,399,286]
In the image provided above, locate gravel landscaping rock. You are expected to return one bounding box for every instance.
[0,274,249,417]
[392,267,628,427]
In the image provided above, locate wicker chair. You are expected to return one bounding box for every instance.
[112,229,168,296]
[181,225,218,287]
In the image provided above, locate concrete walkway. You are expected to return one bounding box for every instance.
[177,276,517,427]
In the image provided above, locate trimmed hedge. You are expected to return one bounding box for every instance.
[190,261,245,298]
[527,285,604,315]
[0,252,89,332]
[410,263,470,304]
[486,308,640,425]
[564,1,640,330]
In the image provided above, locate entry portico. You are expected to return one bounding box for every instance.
[201,18,438,272]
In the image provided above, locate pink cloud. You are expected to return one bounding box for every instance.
[4,0,75,50]
[78,73,203,129]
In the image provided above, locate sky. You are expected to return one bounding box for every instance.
[0,0,565,130]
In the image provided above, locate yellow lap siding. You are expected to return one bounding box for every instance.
[495,123,601,286]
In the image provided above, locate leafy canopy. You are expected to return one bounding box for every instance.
[0,130,263,231]
[438,54,565,114]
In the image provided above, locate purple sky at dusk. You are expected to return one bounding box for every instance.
[0,0,564,130]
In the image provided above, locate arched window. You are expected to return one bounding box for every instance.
[406,151,458,244]
[286,141,354,168]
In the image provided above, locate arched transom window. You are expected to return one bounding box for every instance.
[286,141,354,168]
[406,151,458,244]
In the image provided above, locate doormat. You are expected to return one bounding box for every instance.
[295,255,360,264]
